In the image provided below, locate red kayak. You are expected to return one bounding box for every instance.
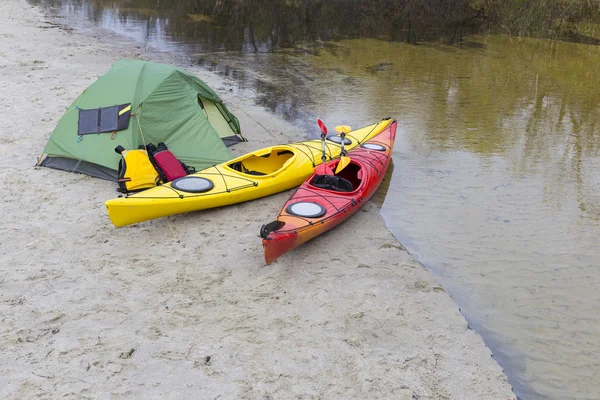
[260,119,397,264]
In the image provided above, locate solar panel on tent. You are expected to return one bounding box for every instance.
[77,104,131,135]
[78,109,100,135]
[99,106,119,132]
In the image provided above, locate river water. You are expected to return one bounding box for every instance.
[31,1,600,399]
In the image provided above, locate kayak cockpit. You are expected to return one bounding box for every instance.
[228,148,295,176]
[309,162,362,192]
[310,175,354,192]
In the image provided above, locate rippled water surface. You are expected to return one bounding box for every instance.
[32,1,600,399]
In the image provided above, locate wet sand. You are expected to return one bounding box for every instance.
[0,1,514,398]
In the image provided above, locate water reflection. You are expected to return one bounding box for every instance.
[34,0,485,52]
[31,1,600,399]
[371,160,394,209]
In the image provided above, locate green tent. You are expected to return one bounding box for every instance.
[39,59,244,180]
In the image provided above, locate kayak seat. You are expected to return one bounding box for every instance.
[310,174,354,192]
[229,149,294,176]
[246,170,267,176]
[230,161,267,176]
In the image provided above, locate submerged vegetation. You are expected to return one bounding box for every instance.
[36,0,600,48]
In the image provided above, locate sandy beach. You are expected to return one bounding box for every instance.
[0,1,514,398]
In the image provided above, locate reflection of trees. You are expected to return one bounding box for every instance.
[35,0,487,50]
[483,0,600,42]
[33,0,600,49]
[515,40,600,218]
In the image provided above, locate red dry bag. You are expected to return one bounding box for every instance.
[147,142,188,182]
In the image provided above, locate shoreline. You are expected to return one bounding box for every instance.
[0,1,515,398]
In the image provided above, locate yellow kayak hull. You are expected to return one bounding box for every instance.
[105,118,392,227]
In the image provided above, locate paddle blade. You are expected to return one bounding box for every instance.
[334,125,352,134]
[335,155,351,174]
[317,119,327,135]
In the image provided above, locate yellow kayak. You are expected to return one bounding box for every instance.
[106,118,392,227]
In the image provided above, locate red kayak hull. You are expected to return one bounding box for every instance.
[261,120,397,264]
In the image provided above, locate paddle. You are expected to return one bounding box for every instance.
[315,119,332,175]
[334,125,352,174]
